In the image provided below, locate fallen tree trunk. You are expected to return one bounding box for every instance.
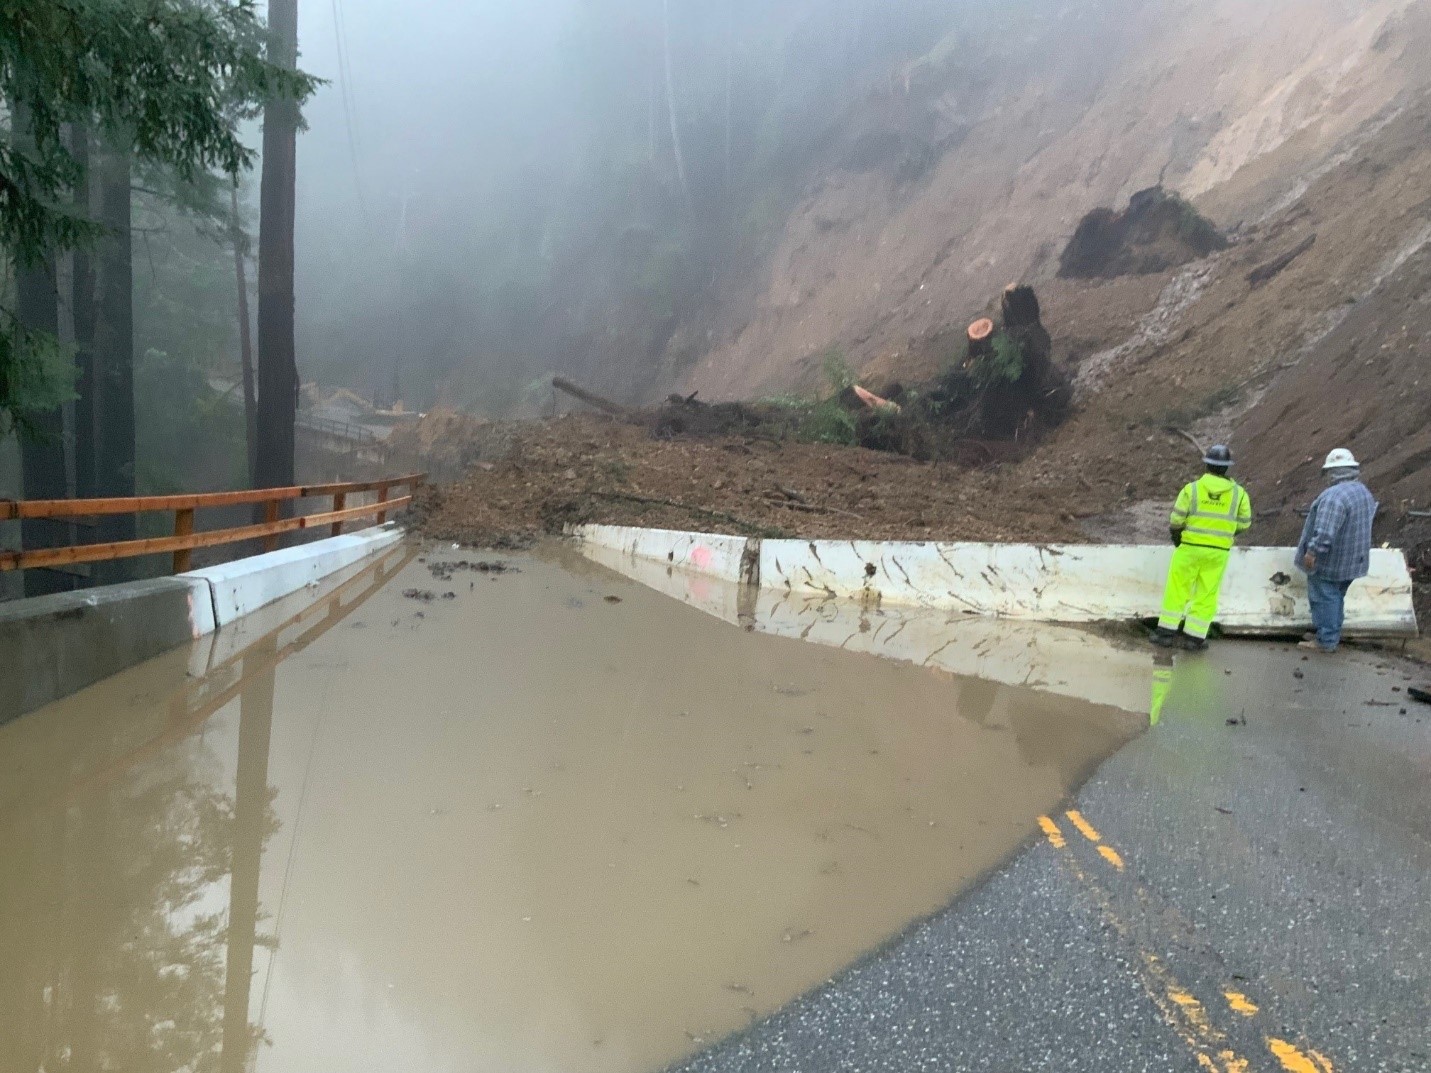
[553,377,630,417]
[1247,234,1315,288]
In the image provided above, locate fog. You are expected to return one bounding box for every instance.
[287,0,967,416]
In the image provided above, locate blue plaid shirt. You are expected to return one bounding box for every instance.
[1296,479,1377,581]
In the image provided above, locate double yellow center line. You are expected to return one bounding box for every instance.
[1037,810,1336,1073]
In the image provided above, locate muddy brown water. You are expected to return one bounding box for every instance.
[0,544,1141,1073]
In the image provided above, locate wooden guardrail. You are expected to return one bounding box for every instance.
[0,473,424,576]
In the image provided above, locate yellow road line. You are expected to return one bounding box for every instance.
[1037,815,1066,848]
[1224,991,1258,1016]
[1058,847,1251,1073]
[1065,809,1102,843]
[1267,1038,1335,1073]
[1048,807,1338,1073]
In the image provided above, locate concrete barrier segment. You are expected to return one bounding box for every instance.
[183,524,404,628]
[0,576,213,727]
[1,524,407,726]
[572,525,1417,637]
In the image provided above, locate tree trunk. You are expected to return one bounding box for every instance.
[231,179,257,484]
[71,125,98,502]
[16,254,70,597]
[661,0,690,207]
[92,140,136,582]
[220,637,275,1073]
[256,0,300,493]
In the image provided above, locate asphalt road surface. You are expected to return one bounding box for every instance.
[671,641,1431,1073]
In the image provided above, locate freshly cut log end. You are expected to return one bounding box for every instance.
[852,384,901,413]
[967,317,995,360]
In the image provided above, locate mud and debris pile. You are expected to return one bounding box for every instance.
[401,278,1093,549]
[409,413,1086,550]
[1058,186,1227,279]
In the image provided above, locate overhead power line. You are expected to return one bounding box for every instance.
[330,0,372,225]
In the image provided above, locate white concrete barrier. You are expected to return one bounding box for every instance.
[1,524,407,726]
[573,524,753,583]
[572,525,1418,636]
[185,523,404,629]
[0,576,217,727]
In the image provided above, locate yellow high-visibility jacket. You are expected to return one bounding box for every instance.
[1169,474,1252,551]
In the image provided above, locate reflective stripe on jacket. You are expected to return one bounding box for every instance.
[1169,475,1252,551]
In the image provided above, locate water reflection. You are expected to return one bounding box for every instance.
[578,538,1159,719]
[3,546,1141,1073]
[0,549,408,1073]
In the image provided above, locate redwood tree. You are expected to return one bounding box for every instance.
[254,0,300,491]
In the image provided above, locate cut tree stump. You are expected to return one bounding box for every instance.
[967,318,995,360]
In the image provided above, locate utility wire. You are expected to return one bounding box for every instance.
[255,671,334,1037]
[329,0,372,225]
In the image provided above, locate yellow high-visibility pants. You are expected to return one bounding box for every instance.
[1149,661,1173,726]
[1157,544,1230,640]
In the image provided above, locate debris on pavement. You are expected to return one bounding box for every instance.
[427,558,519,581]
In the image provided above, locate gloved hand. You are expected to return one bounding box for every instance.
[1170,528,1183,547]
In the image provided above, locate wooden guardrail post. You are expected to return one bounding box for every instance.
[376,484,390,525]
[331,492,346,537]
[263,499,281,553]
[172,508,195,573]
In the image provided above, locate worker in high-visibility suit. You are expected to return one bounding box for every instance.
[1151,444,1252,651]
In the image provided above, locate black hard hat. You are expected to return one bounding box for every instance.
[1202,444,1233,467]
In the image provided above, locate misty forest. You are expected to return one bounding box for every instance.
[1,0,974,514]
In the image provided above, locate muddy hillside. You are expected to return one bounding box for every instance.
[400,4,1431,629]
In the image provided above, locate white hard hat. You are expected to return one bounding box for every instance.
[1322,447,1359,470]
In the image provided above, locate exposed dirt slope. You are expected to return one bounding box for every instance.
[417,89,1431,625]
[676,0,1430,401]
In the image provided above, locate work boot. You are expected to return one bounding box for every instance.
[1178,635,1209,652]
[1150,627,1179,648]
[1297,639,1335,653]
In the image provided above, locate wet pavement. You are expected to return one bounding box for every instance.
[0,544,1141,1073]
[2,543,1426,1073]
[662,623,1431,1073]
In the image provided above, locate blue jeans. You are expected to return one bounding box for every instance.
[1306,575,1353,650]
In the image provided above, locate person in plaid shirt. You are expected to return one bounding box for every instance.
[1296,448,1378,652]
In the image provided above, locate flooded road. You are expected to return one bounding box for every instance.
[0,545,1142,1073]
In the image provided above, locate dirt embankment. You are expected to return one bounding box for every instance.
[411,414,1085,550]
